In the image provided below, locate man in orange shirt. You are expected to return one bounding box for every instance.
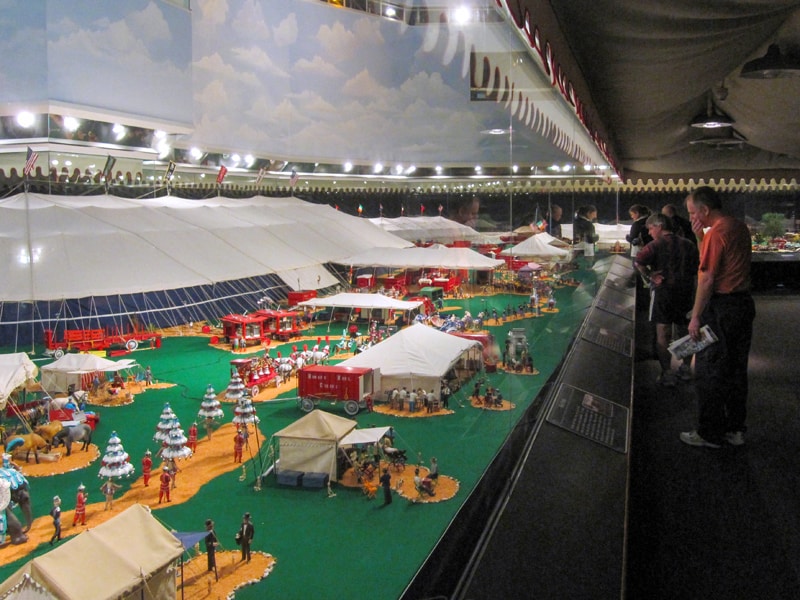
[681,186,755,448]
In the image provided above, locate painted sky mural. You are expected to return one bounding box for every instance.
[0,0,604,169]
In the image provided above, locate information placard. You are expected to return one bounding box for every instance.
[546,383,629,453]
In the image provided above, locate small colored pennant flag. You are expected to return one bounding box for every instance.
[334,204,339,211]
[358,204,363,216]
[23,147,39,176]
[438,204,443,215]
[379,203,384,216]
[289,168,299,188]
[401,205,405,215]
[420,204,425,215]
[164,161,176,181]
[216,165,228,184]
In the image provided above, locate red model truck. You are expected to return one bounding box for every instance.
[297,365,381,416]
[44,326,162,358]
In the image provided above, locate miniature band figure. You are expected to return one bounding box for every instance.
[205,518,219,581]
[49,496,62,545]
[72,483,87,526]
[380,468,392,506]
[158,465,172,503]
[141,450,153,486]
[234,429,245,463]
[144,366,153,386]
[101,478,122,510]
[187,422,198,452]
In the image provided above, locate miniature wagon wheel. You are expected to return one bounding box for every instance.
[53,348,65,359]
[126,339,139,351]
[299,398,315,413]
[343,400,360,416]
[249,384,260,397]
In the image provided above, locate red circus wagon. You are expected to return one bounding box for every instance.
[220,309,301,347]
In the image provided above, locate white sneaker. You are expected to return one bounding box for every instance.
[680,430,721,448]
[725,431,745,446]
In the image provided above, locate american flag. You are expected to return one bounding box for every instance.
[289,169,299,188]
[23,147,39,176]
[255,166,266,186]
[216,165,228,184]
[164,161,176,181]
[102,155,117,181]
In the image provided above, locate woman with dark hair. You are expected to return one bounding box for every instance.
[627,204,653,254]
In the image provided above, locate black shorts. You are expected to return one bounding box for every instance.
[649,285,693,325]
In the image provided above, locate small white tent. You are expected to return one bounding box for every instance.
[40,354,137,394]
[0,504,183,600]
[273,411,357,481]
[501,234,571,259]
[339,322,483,394]
[339,245,504,270]
[0,353,38,410]
[368,216,484,244]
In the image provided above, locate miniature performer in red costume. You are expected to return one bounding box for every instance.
[234,429,245,463]
[141,450,153,486]
[187,422,198,452]
[72,483,87,526]
[158,465,172,503]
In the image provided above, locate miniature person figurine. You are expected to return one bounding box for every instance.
[72,483,87,526]
[141,450,153,486]
[429,457,439,483]
[101,478,122,511]
[187,422,198,452]
[168,458,179,489]
[144,366,153,386]
[49,496,62,545]
[234,429,245,463]
[238,512,255,563]
[204,416,214,440]
[158,465,172,504]
[205,518,219,581]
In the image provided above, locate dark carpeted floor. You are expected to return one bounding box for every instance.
[626,291,800,599]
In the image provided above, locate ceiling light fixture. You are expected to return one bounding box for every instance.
[690,94,734,129]
[689,128,747,147]
[740,44,800,79]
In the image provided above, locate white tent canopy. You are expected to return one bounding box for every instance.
[40,354,137,394]
[339,322,482,394]
[0,504,183,600]
[0,193,411,302]
[368,216,484,244]
[0,353,38,410]
[561,223,631,245]
[339,245,504,270]
[501,234,572,258]
[298,293,422,312]
[272,411,357,480]
[339,426,392,447]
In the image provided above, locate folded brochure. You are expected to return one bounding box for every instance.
[668,325,718,359]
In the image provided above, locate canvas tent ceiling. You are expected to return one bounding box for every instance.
[339,245,505,270]
[273,410,357,480]
[368,216,484,244]
[297,293,422,312]
[0,504,183,600]
[0,193,411,303]
[339,322,483,394]
[0,353,38,410]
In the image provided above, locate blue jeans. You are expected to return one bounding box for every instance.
[695,293,755,443]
